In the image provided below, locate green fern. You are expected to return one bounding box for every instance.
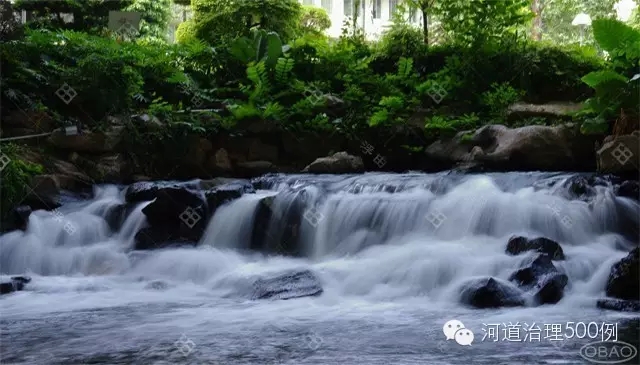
[274,57,295,84]
[397,57,414,79]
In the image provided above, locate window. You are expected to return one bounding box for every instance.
[389,0,398,19]
[303,0,314,5]
[373,0,381,19]
[344,0,353,17]
[322,0,332,14]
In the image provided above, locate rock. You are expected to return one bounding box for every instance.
[205,181,254,216]
[605,248,639,301]
[597,298,640,312]
[246,139,279,163]
[124,181,202,203]
[459,277,526,308]
[24,175,63,211]
[617,181,639,201]
[506,102,582,121]
[303,151,364,174]
[597,133,639,174]
[48,126,124,153]
[133,227,196,250]
[251,270,323,300]
[506,236,565,260]
[3,110,54,132]
[131,114,163,130]
[141,187,208,242]
[12,205,31,230]
[184,136,213,169]
[0,276,31,295]
[93,154,125,183]
[104,204,136,232]
[509,254,568,305]
[425,124,597,171]
[210,148,232,172]
[235,161,278,177]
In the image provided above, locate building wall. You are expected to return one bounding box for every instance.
[300,0,422,40]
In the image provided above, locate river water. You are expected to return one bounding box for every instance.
[1,172,639,364]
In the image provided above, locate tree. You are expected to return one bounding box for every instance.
[299,5,331,35]
[125,0,172,40]
[433,0,532,46]
[539,0,617,46]
[404,0,436,45]
[13,0,134,34]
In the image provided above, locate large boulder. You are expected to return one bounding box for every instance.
[125,181,202,203]
[508,254,568,305]
[506,236,565,260]
[48,126,124,153]
[140,187,208,243]
[597,298,640,312]
[0,276,31,295]
[134,227,196,250]
[425,124,597,171]
[597,132,639,175]
[251,269,323,300]
[205,180,255,216]
[459,277,526,308]
[506,102,582,122]
[605,248,639,301]
[303,151,364,174]
[617,181,639,201]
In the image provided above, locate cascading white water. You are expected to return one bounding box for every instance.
[0,185,148,276]
[1,172,638,365]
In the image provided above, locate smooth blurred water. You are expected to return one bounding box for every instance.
[1,172,638,364]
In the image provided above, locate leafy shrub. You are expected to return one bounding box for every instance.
[192,0,302,43]
[378,23,425,59]
[481,82,525,117]
[580,19,640,134]
[299,5,331,35]
[176,20,197,43]
[0,143,43,218]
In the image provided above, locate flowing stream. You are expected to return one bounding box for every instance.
[1,172,638,364]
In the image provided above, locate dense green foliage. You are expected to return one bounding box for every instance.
[579,18,640,134]
[0,144,43,218]
[191,0,302,43]
[1,0,635,184]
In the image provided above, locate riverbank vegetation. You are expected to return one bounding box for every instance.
[0,0,639,217]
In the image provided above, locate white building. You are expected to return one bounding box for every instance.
[300,0,423,40]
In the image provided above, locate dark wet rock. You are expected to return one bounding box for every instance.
[509,254,568,305]
[251,270,323,300]
[597,298,640,312]
[605,248,639,301]
[0,276,31,295]
[235,161,278,177]
[562,175,597,201]
[506,236,565,260]
[205,181,255,216]
[133,227,196,250]
[124,181,202,203]
[617,181,639,201]
[12,205,31,231]
[459,277,526,308]
[596,132,639,175]
[145,280,170,291]
[425,124,597,172]
[303,152,364,174]
[140,187,208,242]
[104,204,135,232]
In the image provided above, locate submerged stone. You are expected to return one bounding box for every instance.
[459,277,526,309]
[251,269,323,300]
